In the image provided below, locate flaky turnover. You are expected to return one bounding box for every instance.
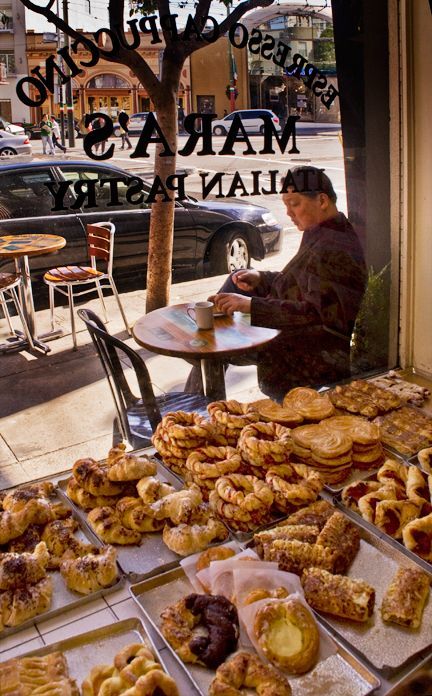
[402,512,432,560]
[381,567,430,629]
[301,567,375,622]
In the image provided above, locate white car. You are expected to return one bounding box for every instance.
[0,118,25,136]
[113,112,150,137]
[212,109,281,135]
[0,132,32,157]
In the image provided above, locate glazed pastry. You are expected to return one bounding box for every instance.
[381,567,430,628]
[87,506,142,545]
[265,464,322,512]
[207,400,259,443]
[209,651,292,696]
[195,545,236,571]
[0,541,49,590]
[162,516,228,556]
[402,512,432,560]
[60,545,118,595]
[283,500,335,529]
[253,597,320,674]
[254,524,320,559]
[209,489,255,532]
[268,539,337,575]
[349,379,401,411]
[160,593,239,668]
[72,458,124,497]
[357,487,401,524]
[321,415,380,444]
[106,443,157,481]
[186,446,242,479]
[283,387,334,421]
[301,567,375,622]
[251,397,304,427]
[316,511,360,573]
[374,499,421,538]
[116,497,165,532]
[0,575,53,629]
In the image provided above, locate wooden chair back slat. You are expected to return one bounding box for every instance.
[86,223,114,267]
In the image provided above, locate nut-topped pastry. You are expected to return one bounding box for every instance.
[301,567,375,622]
[381,567,430,629]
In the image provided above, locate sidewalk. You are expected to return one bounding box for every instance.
[0,275,267,490]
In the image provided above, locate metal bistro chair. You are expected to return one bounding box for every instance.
[43,222,130,350]
[0,272,35,351]
[78,308,211,448]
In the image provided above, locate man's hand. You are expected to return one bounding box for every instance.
[232,269,261,291]
[209,293,252,315]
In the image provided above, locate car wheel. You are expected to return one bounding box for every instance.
[209,230,251,274]
[259,124,266,134]
[213,126,227,136]
[0,147,17,157]
[114,128,121,137]
[25,129,32,139]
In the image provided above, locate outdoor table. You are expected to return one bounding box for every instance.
[132,302,280,400]
[0,233,66,354]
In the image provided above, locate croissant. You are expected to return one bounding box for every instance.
[60,545,118,595]
[0,575,53,629]
[0,541,49,590]
[1,482,55,512]
[0,500,55,545]
[106,444,157,482]
[87,506,142,545]
[72,458,124,496]
[116,497,165,532]
[8,525,42,554]
[209,651,292,696]
[42,519,98,569]
[66,477,120,511]
[136,476,176,504]
[402,512,432,560]
[162,516,228,556]
[144,485,203,524]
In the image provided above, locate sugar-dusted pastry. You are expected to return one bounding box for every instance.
[341,480,382,512]
[283,387,334,421]
[316,511,360,573]
[209,651,292,696]
[87,506,142,545]
[60,545,118,595]
[402,512,432,560]
[301,567,375,622]
[143,484,203,525]
[268,539,337,575]
[254,597,320,673]
[374,499,421,538]
[136,476,176,504]
[381,567,430,629]
[42,518,97,569]
[1,482,55,512]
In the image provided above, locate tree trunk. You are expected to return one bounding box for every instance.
[145,82,178,312]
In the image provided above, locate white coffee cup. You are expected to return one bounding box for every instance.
[187,301,215,330]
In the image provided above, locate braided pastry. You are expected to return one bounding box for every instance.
[107,443,157,481]
[265,464,323,511]
[116,497,165,532]
[121,672,179,695]
[156,411,212,440]
[209,651,292,695]
[208,400,259,428]
[73,459,124,497]
[186,446,242,479]
[87,506,142,545]
[215,474,274,512]
[60,545,118,595]
[136,476,176,504]
[162,516,228,556]
[238,422,292,469]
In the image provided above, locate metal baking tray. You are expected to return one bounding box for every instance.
[334,469,432,574]
[58,458,186,582]
[130,566,381,696]
[309,520,432,674]
[324,448,405,495]
[0,617,169,687]
[0,473,125,639]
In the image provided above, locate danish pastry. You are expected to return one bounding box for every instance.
[402,512,432,560]
[121,671,180,695]
[160,593,239,668]
[72,458,124,497]
[162,516,228,556]
[196,545,236,572]
[0,651,79,695]
[87,506,142,545]
[209,651,292,696]
[106,443,157,481]
[283,387,334,421]
[381,567,430,628]
[253,597,320,673]
[301,567,375,622]
[243,586,289,605]
[60,545,118,594]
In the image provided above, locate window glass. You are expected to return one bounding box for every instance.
[60,168,149,211]
[0,168,64,218]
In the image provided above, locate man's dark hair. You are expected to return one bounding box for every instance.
[281,166,337,203]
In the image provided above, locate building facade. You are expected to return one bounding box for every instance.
[0,0,29,122]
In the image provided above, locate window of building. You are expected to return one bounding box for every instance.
[269,16,285,30]
[0,51,16,75]
[0,10,12,31]
[86,74,130,89]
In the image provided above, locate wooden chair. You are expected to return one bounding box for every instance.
[43,222,129,350]
[78,308,211,448]
[0,272,35,350]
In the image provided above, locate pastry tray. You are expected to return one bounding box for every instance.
[0,617,169,687]
[58,456,187,583]
[305,520,432,675]
[334,471,432,574]
[130,566,381,696]
[0,472,125,639]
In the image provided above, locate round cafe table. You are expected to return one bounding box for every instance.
[133,303,280,400]
[0,233,66,353]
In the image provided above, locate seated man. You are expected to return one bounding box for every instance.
[187,166,367,402]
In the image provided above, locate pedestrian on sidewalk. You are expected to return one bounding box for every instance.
[51,116,67,153]
[92,116,108,154]
[39,114,55,155]
[118,109,132,149]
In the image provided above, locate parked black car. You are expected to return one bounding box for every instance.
[0,160,281,306]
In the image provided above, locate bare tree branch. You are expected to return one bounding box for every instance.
[193,0,212,30]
